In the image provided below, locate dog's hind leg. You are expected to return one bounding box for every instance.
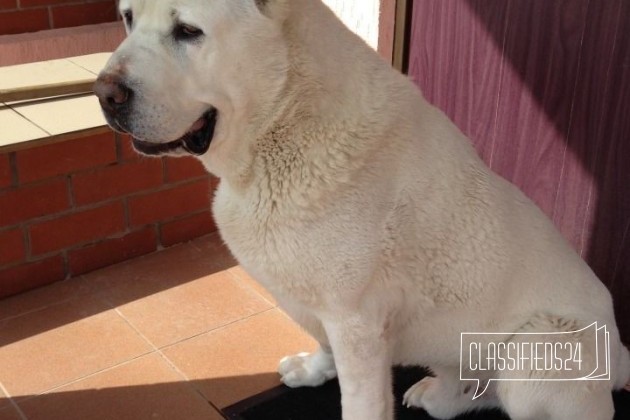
[403,366,499,419]
[497,379,614,420]
[277,301,337,388]
[496,321,616,420]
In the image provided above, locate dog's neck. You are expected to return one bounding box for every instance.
[206,0,420,195]
[278,0,392,126]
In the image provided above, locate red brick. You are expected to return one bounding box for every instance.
[51,1,118,29]
[0,179,70,228]
[21,0,81,6]
[128,179,212,227]
[160,211,217,247]
[73,159,163,206]
[164,157,208,183]
[69,227,157,276]
[0,153,12,189]
[119,134,140,161]
[0,255,65,299]
[30,201,126,255]
[0,228,26,266]
[0,0,17,11]
[16,133,117,184]
[0,8,49,35]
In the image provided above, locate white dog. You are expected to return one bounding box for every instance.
[94,1,630,419]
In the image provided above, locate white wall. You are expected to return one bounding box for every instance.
[322,0,380,49]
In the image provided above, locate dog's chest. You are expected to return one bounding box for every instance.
[212,182,333,304]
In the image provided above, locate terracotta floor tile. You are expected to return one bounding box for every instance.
[189,233,239,272]
[0,296,152,397]
[162,309,317,408]
[16,353,223,420]
[0,386,10,411]
[0,277,93,322]
[87,234,237,304]
[0,406,22,420]
[112,270,273,348]
[83,237,260,348]
[228,266,277,306]
[191,235,277,304]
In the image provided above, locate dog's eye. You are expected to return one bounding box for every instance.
[122,10,133,28]
[174,23,204,41]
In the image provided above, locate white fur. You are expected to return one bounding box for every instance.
[101,1,630,419]
[279,349,337,387]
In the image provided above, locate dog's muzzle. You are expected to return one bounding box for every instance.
[94,74,218,156]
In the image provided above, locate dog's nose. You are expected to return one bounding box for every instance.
[94,74,132,114]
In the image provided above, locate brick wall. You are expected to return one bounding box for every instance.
[0,132,219,298]
[0,0,119,36]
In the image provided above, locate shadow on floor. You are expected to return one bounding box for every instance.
[2,371,630,420]
[0,233,238,346]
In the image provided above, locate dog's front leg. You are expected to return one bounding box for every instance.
[323,314,393,420]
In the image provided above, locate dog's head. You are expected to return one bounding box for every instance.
[95,0,290,159]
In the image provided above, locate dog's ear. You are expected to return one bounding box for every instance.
[254,0,289,20]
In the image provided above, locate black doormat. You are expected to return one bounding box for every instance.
[223,366,630,420]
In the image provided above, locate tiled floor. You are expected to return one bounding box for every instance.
[0,233,317,420]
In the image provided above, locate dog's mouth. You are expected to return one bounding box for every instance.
[132,108,218,156]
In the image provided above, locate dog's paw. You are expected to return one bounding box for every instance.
[402,376,435,409]
[278,350,337,388]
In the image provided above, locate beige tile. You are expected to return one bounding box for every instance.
[0,296,152,397]
[163,309,317,408]
[228,265,277,305]
[0,277,93,323]
[0,59,94,94]
[17,353,223,420]
[105,269,272,349]
[0,106,48,148]
[67,53,112,76]
[11,95,106,136]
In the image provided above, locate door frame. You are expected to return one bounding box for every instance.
[377,0,411,70]
[391,0,411,72]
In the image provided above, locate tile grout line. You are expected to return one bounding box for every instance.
[65,58,101,77]
[226,269,278,308]
[0,276,95,324]
[9,304,280,414]
[0,295,77,324]
[1,299,156,405]
[111,307,226,416]
[0,381,28,420]
[158,306,278,353]
[1,260,276,413]
[4,105,51,138]
[26,351,157,402]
